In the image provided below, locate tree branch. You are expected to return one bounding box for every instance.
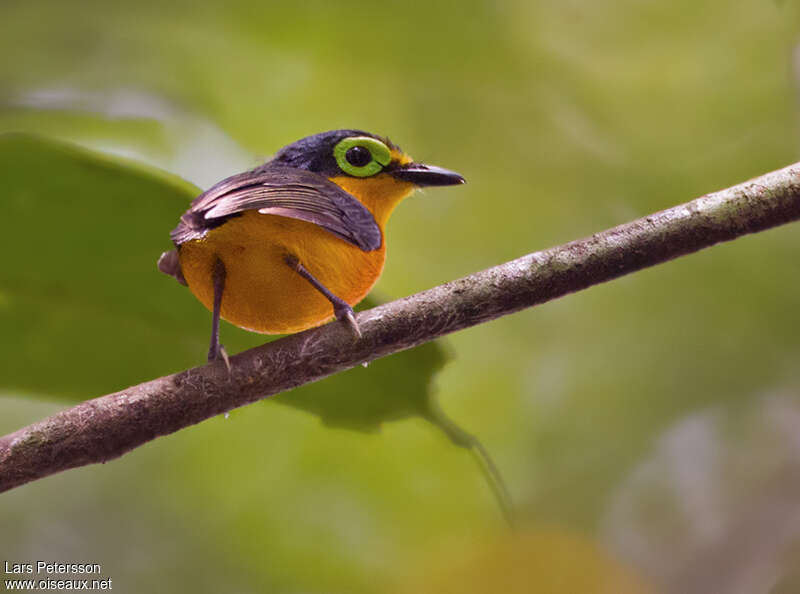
[2,162,800,494]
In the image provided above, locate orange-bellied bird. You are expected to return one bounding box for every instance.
[159,129,465,363]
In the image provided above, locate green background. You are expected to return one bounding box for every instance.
[1,1,800,592]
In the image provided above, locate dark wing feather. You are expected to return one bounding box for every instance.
[170,165,382,251]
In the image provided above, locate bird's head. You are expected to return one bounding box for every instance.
[270,129,465,226]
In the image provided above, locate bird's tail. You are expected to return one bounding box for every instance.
[157,249,187,286]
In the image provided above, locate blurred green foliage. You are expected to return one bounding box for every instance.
[0,134,452,433]
[0,134,202,397]
[2,0,800,592]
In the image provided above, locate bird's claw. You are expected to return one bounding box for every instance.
[335,304,361,339]
[208,343,232,375]
[219,345,231,373]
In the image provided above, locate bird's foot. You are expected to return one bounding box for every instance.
[334,303,362,339]
[208,343,231,373]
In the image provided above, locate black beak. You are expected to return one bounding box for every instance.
[389,163,465,186]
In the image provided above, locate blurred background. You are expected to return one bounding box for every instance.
[2,1,800,592]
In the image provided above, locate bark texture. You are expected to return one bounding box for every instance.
[1,161,799,493]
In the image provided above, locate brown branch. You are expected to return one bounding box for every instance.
[2,162,800,493]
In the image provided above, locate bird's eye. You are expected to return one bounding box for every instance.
[345,145,372,167]
[334,136,392,177]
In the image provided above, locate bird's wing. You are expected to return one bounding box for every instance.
[171,165,382,251]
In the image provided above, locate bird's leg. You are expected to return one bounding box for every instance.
[208,256,230,370]
[284,254,361,338]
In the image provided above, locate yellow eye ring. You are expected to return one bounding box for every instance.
[334,136,391,177]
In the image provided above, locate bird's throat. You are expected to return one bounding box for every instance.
[329,174,416,229]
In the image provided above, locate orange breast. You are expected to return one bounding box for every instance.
[178,210,386,334]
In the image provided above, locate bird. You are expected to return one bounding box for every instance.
[158,129,465,364]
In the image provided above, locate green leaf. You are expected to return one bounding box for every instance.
[0,133,450,434]
[0,133,205,398]
[274,302,450,431]
[0,132,514,521]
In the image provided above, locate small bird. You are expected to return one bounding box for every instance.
[159,129,465,363]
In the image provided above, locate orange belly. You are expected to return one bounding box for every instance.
[178,210,386,334]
